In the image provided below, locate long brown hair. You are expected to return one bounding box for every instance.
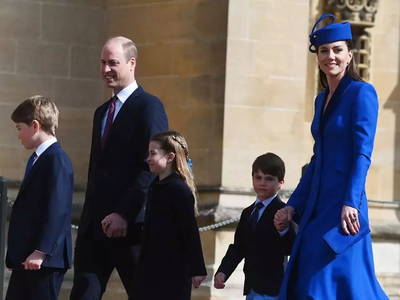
[150,130,199,215]
[318,40,364,89]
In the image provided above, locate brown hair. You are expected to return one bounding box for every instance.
[107,37,138,62]
[122,40,138,62]
[317,40,364,89]
[11,95,59,136]
[252,152,285,181]
[150,131,199,215]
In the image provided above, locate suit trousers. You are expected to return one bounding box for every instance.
[70,233,139,300]
[5,266,66,300]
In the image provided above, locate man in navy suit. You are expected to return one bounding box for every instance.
[70,36,169,299]
[6,95,74,300]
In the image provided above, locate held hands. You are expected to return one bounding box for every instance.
[214,272,226,289]
[341,205,360,235]
[22,250,46,270]
[274,206,294,231]
[192,275,206,289]
[101,213,128,238]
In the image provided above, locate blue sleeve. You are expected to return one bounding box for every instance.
[287,148,316,220]
[36,154,74,255]
[287,97,321,219]
[343,84,378,209]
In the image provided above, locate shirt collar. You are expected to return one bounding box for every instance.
[35,137,57,157]
[114,80,139,104]
[255,194,277,208]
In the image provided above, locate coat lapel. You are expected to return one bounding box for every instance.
[249,196,280,239]
[319,74,353,134]
[18,142,60,196]
[93,99,112,153]
[100,86,144,151]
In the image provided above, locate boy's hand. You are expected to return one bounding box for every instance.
[101,219,112,233]
[214,272,226,289]
[192,275,206,288]
[22,250,46,270]
[274,208,291,231]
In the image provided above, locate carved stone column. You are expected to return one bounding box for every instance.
[326,0,378,27]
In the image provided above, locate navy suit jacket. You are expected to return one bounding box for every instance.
[6,142,74,269]
[78,86,169,241]
[216,196,296,296]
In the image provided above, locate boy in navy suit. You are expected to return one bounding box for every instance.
[5,95,74,300]
[214,153,296,300]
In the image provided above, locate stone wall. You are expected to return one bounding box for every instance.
[221,0,311,192]
[0,0,106,186]
[370,0,400,203]
[106,0,228,198]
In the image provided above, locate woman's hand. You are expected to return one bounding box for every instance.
[274,206,295,231]
[341,205,360,235]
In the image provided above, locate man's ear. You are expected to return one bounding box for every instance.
[129,57,136,71]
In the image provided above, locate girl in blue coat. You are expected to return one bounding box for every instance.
[274,14,389,300]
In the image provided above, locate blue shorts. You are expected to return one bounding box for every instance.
[245,289,279,300]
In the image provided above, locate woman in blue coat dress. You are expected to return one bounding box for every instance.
[274,14,389,300]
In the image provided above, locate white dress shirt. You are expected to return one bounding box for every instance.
[101,80,139,137]
[251,195,289,236]
[33,137,57,165]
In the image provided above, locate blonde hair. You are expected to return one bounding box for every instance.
[11,95,59,136]
[150,131,199,216]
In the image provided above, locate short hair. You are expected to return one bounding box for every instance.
[106,37,138,62]
[11,95,59,136]
[122,40,138,62]
[252,152,285,181]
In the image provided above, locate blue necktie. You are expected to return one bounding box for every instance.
[249,202,264,231]
[24,152,37,179]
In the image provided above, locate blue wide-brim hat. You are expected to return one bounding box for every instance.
[309,13,352,53]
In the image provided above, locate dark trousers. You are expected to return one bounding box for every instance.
[5,266,66,300]
[69,234,139,300]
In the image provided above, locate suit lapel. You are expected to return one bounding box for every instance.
[242,204,254,236]
[249,196,280,239]
[100,86,144,151]
[18,142,60,196]
[320,74,353,134]
[93,99,112,153]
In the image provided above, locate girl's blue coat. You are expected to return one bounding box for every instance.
[279,75,388,300]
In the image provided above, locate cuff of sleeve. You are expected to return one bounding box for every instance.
[343,201,360,210]
[278,227,289,236]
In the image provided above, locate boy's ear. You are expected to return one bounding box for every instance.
[279,180,284,189]
[31,120,41,133]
